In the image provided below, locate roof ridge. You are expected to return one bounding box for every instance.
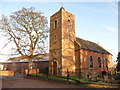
[76,37,111,54]
[76,37,97,45]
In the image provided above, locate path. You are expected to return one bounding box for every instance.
[2,77,88,88]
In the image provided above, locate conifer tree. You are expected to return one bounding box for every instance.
[116,52,120,72]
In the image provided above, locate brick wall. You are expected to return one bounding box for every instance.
[77,49,113,76]
[1,61,49,75]
[0,70,14,76]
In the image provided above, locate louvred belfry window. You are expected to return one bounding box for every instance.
[54,20,57,29]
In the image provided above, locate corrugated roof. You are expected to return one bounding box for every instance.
[76,37,111,54]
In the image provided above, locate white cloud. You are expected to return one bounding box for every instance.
[103,24,118,32]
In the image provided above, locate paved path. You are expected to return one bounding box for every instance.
[2,77,88,88]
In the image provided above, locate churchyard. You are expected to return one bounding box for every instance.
[25,69,119,88]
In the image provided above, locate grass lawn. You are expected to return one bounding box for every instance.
[28,74,118,88]
[28,74,67,82]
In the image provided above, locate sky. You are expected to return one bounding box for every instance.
[0,1,118,64]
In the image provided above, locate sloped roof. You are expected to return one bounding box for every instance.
[76,37,111,54]
[7,53,49,61]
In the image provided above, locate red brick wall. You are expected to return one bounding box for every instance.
[1,61,49,75]
[49,8,76,76]
[0,70,14,76]
[78,49,113,76]
[49,7,113,77]
[49,8,62,76]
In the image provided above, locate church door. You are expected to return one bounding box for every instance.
[53,61,57,76]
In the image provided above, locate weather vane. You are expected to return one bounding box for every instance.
[59,2,63,7]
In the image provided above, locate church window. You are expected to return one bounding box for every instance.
[68,29,70,33]
[68,15,70,17]
[89,56,93,68]
[105,59,108,70]
[68,35,70,41]
[53,52,57,56]
[54,20,57,29]
[68,20,71,33]
[68,20,70,27]
[98,57,101,68]
[53,35,56,43]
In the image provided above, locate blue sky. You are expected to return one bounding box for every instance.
[0,2,118,63]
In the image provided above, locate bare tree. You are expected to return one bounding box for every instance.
[0,7,49,69]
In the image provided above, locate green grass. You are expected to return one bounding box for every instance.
[29,73,67,82]
[69,76,82,79]
[28,74,118,87]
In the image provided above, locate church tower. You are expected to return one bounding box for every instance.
[49,7,76,76]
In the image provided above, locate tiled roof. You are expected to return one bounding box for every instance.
[76,37,111,54]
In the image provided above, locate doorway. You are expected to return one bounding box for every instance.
[53,61,57,76]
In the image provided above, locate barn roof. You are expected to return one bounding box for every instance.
[7,53,49,61]
[76,37,111,54]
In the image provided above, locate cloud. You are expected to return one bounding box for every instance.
[103,24,117,32]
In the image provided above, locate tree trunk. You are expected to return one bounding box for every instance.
[28,58,33,75]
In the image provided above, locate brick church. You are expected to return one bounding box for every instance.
[49,7,113,76]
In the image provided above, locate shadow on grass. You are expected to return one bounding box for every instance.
[27,73,118,88]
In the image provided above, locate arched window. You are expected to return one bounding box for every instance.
[98,57,101,68]
[68,20,71,33]
[89,56,93,68]
[54,20,57,29]
[68,35,70,41]
[53,35,56,43]
[105,59,108,70]
[68,29,70,33]
[68,20,70,27]
[68,20,70,24]
[68,14,70,17]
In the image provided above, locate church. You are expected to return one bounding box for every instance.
[49,7,113,76]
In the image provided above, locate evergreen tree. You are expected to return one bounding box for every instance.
[116,52,120,72]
